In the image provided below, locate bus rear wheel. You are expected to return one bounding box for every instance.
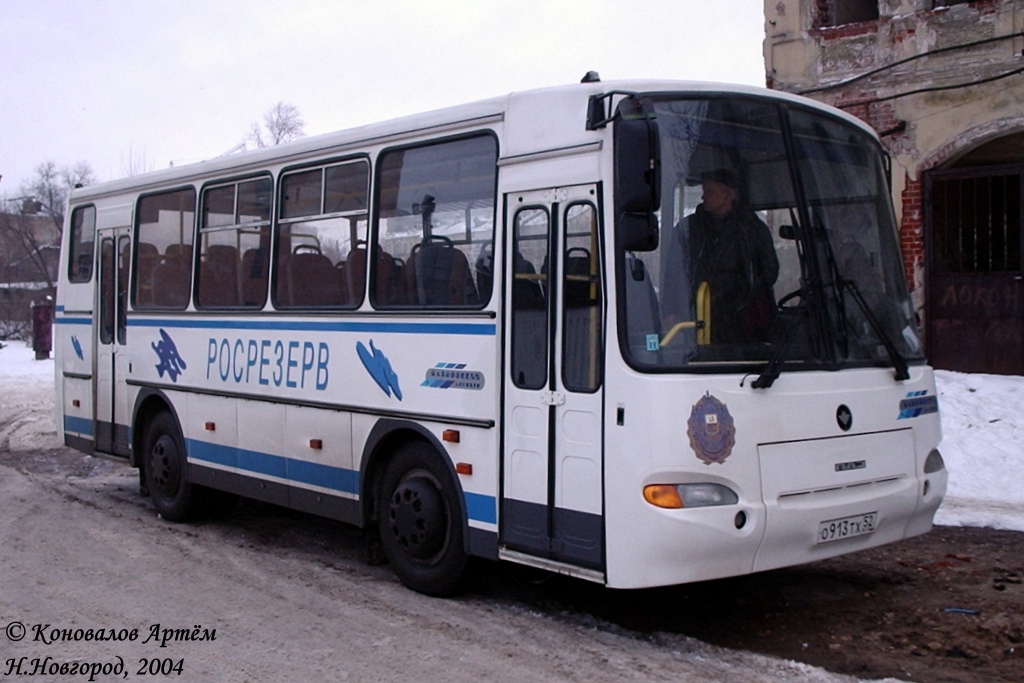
[142,410,200,522]
[378,442,468,596]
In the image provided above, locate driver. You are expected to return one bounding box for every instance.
[681,169,779,344]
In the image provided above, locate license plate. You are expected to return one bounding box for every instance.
[817,512,877,544]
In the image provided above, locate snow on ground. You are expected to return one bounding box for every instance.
[0,342,62,453]
[933,369,1024,531]
[1,342,1022,531]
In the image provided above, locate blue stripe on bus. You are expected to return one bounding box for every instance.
[55,317,92,326]
[189,439,352,492]
[464,491,497,525]
[64,415,94,436]
[186,437,497,523]
[130,318,496,336]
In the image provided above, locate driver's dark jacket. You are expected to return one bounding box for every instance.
[685,204,780,344]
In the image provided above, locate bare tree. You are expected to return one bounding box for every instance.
[121,143,155,177]
[1,161,97,335]
[12,161,97,233]
[247,101,305,148]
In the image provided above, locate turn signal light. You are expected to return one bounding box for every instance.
[643,483,739,509]
[643,485,684,509]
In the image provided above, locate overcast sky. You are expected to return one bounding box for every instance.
[1,0,766,192]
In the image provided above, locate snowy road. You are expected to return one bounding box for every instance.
[0,343,914,682]
[7,343,1024,681]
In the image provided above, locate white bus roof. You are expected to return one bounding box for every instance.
[69,79,874,203]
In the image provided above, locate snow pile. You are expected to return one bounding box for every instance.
[933,370,1024,531]
[1,343,1022,531]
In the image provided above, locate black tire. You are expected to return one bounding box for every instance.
[142,411,200,522]
[377,441,468,596]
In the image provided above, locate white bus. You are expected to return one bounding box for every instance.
[55,77,947,596]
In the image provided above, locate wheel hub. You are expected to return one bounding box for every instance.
[149,434,180,497]
[387,476,446,560]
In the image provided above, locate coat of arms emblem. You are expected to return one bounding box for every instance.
[686,392,736,465]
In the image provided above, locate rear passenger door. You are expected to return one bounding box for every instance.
[94,227,131,457]
[500,185,606,574]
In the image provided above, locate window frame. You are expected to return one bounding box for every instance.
[272,155,371,310]
[195,173,274,310]
[371,131,499,310]
[132,186,198,311]
[67,204,96,284]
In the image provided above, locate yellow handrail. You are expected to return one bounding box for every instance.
[696,280,710,345]
[660,281,710,347]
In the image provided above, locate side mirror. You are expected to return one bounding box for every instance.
[617,212,659,252]
[614,97,660,252]
[613,99,660,215]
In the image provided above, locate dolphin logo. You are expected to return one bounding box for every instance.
[356,340,402,400]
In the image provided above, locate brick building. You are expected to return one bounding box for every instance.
[764,0,1024,374]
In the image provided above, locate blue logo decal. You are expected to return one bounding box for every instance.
[357,340,402,400]
[898,390,939,420]
[421,362,485,391]
[153,328,187,382]
[71,335,84,360]
[687,392,736,465]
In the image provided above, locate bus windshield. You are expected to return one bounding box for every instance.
[621,96,924,375]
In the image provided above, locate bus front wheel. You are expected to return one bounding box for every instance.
[142,411,199,522]
[377,442,467,596]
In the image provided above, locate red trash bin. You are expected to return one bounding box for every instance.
[32,299,54,360]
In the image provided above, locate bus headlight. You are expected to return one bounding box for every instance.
[643,483,739,509]
[924,448,945,474]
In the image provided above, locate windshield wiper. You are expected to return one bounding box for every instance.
[751,317,795,389]
[812,212,908,382]
[840,278,910,381]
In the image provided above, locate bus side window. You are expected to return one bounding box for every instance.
[134,188,196,310]
[196,177,271,310]
[374,134,497,309]
[274,161,368,309]
[67,206,96,283]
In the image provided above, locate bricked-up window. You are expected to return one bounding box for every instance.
[931,173,1022,274]
[815,0,878,27]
